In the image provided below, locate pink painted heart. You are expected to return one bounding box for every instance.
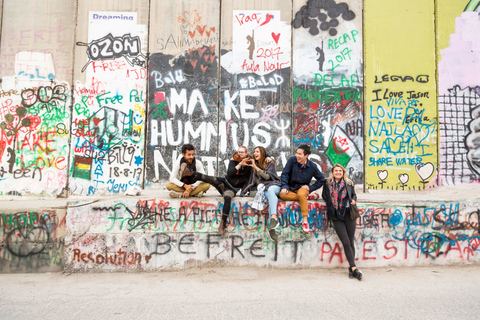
[197,47,207,58]
[196,25,206,36]
[190,59,198,69]
[271,32,280,45]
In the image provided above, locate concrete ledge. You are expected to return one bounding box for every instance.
[2,186,480,273]
[64,195,480,272]
[0,208,66,273]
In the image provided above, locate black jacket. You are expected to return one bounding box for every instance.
[226,159,252,189]
[322,179,357,221]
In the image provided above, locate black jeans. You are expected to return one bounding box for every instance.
[332,216,357,268]
[191,173,236,227]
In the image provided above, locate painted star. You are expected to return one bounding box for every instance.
[134,155,144,166]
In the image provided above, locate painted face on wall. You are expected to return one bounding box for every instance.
[333,166,344,180]
[182,149,195,165]
[295,148,308,165]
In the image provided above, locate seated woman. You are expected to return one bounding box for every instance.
[322,164,363,280]
[247,146,281,243]
[184,146,252,235]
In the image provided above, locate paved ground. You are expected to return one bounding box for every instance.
[1,265,479,319]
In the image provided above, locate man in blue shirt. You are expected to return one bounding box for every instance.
[279,144,325,234]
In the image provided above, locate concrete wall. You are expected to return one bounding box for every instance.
[0,209,66,273]
[0,1,480,273]
[293,0,363,184]
[0,0,479,197]
[437,2,480,185]
[0,0,75,196]
[69,1,149,196]
[64,197,480,271]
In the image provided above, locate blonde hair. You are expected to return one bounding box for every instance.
[328,164,354,185]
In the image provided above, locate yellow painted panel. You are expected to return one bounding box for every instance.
[365,0,438,191]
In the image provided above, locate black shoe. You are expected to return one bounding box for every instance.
[267,218,279,243]
[348,267,354,279]
[352,268,363,281]
[268,218,279,230]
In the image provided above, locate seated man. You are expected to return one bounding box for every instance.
[166,144,210,198]
[279,144,325,234]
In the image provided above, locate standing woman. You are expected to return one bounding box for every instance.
[247,146,282,242]
[322,164,363,280]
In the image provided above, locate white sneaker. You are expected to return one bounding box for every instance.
[169,191,183,198]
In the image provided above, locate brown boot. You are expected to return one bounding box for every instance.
[218,222,226,236]
[218,217,227,236]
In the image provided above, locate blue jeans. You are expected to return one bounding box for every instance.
[265,185,281,223]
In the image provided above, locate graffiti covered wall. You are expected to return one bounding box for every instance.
[292,0,364,184]
[438,2,480,185]
[0,209,66,273]
[0,0,75,197]
[69,8,148,196]
[64,197,480,271]
[0,0,480,197]
[146,2,220,183]
[218,3,292,172]
[1,0,480,274]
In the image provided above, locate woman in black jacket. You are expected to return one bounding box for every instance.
[184,146,252,235]
[322,164,363,280]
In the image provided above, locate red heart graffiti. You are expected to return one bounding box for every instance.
[205,27,216,38]
[196,25,206,36]
[145,255,152,264]
[93,117,101,126]
[271,32,280,45]
[188,30,196,38]
[190,59,198,69]
[198,47,207,58]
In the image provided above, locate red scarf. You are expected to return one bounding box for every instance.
[329,178,348,217]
